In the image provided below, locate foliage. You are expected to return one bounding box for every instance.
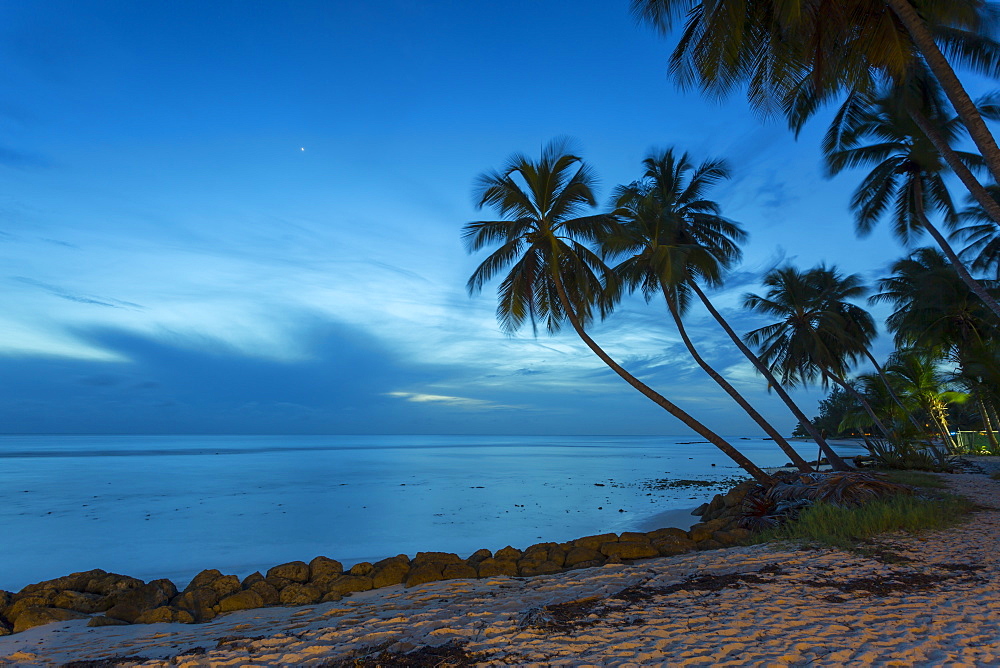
[758,493,974,550]
[768,470,912,506]
[878,470,948,489]
[863,436,952,471]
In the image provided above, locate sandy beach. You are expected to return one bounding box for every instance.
[0,469,997,666]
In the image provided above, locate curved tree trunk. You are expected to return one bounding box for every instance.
[887,0,1000,184]
[689,281,853,471]
[929,398,957,452]
[549,270,773,484]
[823,370,894,439]
[909,108,1000,225]
[862,349,925,434]
[663,291,813,472]
[978,396,999,451]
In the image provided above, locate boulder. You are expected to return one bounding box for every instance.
[321,591,343,603]
[573,533,618,551]
[170,588,219,622]
[652,536,697,556]
[134,606,195,624]
[308,556,343,581]
[371,558,410,588]
[103,580,176,624]
[0,619,10,636]
[441,563,478,580]
[218,590,265,613]
[724,481,758,507]
[0,591,10,608]
[19,570,111,595]
[518,560,560,577]
[265,575,294,591]
[713,528,752,546]
[81,572,143,597]
[476,559,518,578]
[248,581,280,606]
[185,569,224,592]
[321,575,373,596]
[279,584,323,606]
[349,562,374,577]
[689,518,729,542]
[241,571,265,589]
[412,552,461,568]
[87,616,132,627]
[600,541,658,560]
[13,607,87,633]
[695,539,725,551]
[493,546,522,561]
[466,548,492,563]
[266,561,310,583]
[647,527,689,542]
[403,563,444,588]
[564,547,604,568]
[209,575,241,599]
[617,532,650,543]
[5,596,55,624]
[546,546,567,567]
[11,588,57,605]
[52,590,107,614]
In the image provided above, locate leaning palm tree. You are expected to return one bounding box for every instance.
[606,153,812,472]
[824,84,1000,319]
[630,0,1000,190]
[957,183,1000,276]
[744,265,894,439]
[463,139,773,483]
[885,347,967,450]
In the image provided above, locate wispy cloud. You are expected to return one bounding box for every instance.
[385,391,522,410]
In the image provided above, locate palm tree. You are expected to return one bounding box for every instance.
[463,139,773,483]
[823,84,1000,319]
[957,183,1000,276]
[743,265,894,439]
[630,0,1000,187]
[605,149,812,472]
[885,347,967,449]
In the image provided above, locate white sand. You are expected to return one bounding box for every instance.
[2,472,998,666]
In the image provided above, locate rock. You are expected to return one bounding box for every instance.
[209,575,241,599]
[170,588,219,622]
[617,532,650,543]
[321,592,343,603]
[564,546,604,568]
[103,581,176,624]
[600,541,658,560]
[349,562,374,576]
[571,559,605,570]
[248,581,280,606]
[322,575,373,596]
[11,588,57,605]
[518,560,560,577]
[692,502,709,516]
[241,572,265,589]
[308,556,343,581]
[87,615,132,627]
[494,546,522,561]
[19,570,111,596]
[441,563,478,580]
[81,572,144,597]
[218,590,265,613]
[135,606,195,624]
[372,558,410,588]
[647,527,689,542]
[403,564,445,587]
[476,558,518,578]
[523,542,557,557]
[689,518,729,542]
[546,546,567,567]
[185,569,224,592]
[266,561,310,583]
[467,548,492,563]
[652,536,697,556]
[705,494,725,515]
[713,528,752,545]
[52,590,107,614]
[412,552,461,567]
[265,575,294,591]
[279,583,323,606]
[724,481,758,507]
[0,619,10,636]
[573,533,618,551]
[13,607,87,633]
[695,539,725,551]
[0,591,10,609]
[5,596,55,624]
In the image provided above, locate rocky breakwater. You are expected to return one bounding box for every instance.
[0,482,760,636]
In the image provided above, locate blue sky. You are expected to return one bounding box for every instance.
[0,0,988,435]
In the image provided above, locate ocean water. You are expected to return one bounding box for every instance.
[0,434,865,591]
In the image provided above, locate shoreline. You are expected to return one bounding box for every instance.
[1,470,997,665]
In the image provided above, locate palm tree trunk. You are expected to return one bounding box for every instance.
[978,396,999,450]
[662,291,812,472]
[823,370,894,439]
[887,0,1000,185]
[689,281,853,470]
[862,349,925,434]
[930,400,957,452]
[549,270,774,484]
[909,108,1000,225]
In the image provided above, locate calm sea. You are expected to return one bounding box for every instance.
[0,434,864,591]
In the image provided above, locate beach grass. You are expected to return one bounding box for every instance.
[879,470,949,489]
[758,493,975,550]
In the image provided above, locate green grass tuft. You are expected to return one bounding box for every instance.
[990,471,1000,481]
[757,493,974,550]
[878,470,947,489]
